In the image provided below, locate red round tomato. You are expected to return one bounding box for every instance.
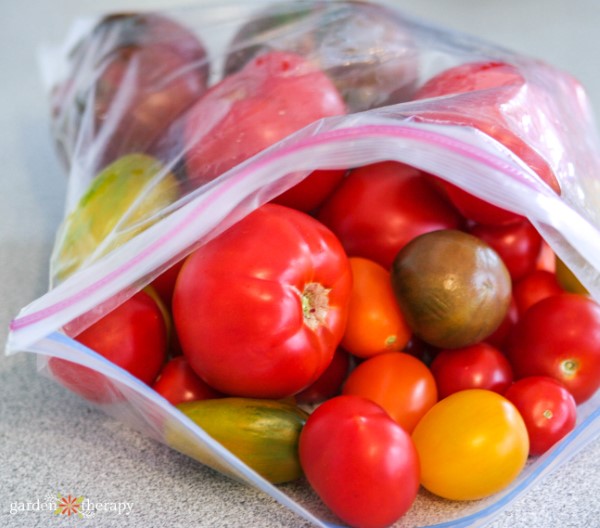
[271,169,348,213]
[317,161,463,269]
[295,347,351,405]
[299,395,420,528]
[504,376,577,456]
[417,61,525,98]
[414,61,561,225]
[485,295,518,349]
[173,203,352,399]
[430,342,514,399]
[150,259,185,308]
[184,51,346,211]
[505,293,600,403]
[49,290,168,403]
[152,356,222,406]
[536,241,557,272]
[512,269,563,315]
[468,219,542,281]
[52,13,209,170]
[342,351,437,433]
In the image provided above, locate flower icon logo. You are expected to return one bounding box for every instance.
[54,494,84,518]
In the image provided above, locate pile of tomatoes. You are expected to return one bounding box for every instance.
[46,8,600,528]
[52,155,600,528]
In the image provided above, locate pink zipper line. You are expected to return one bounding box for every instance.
[10,122,536,332]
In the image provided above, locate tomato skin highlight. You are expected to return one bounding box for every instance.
[341,257,411,358]
[173,203,352,399]
[412,389,529,501]
[342,351,437,433]
[299,395,420,528]
[504,376,577,456]
[505,293,600,403]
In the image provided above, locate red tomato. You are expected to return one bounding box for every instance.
[271,169,348,213]
[341,257,411,358]
[184,51,346,211]
[512,269,563,315]
[52,13,209,170]
[49,290,168,403]
[434,181,523,226]
[150,259,185,308]
[504,376,577,456]
[414,61,560,225]
[173,203,352,399]
[152,356,222,406]
[467,220,542,281]
[536,241,556,272]
[342,352,437,433]
[430,342,514,399]
[299,395,420,528]
[485,295,518,349]
[48,357,124,405]
[295,347,351,405]
[317,161,463,269]
[505,293,600,403]
[417,61,525,97]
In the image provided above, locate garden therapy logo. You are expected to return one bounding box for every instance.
[8,491,133,518]
[53,493,87,518]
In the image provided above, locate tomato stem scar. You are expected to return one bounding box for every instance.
[299,282,330,331]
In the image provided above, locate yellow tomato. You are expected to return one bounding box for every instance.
[412,389,529,501]
[341,257,411,357]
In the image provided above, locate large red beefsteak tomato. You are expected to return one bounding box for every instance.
[173,203,352,398]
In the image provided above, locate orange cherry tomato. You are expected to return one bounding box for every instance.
[342,351,437,433]
[341,257,411,358]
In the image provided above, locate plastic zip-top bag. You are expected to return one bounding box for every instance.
[7,1,600,526]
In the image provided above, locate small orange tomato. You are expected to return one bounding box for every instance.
[342,351,437,433]
[341,257,411,358]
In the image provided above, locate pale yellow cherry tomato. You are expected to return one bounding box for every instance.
[412,389,529,501]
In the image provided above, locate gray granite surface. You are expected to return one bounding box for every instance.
[2,1,600,527]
